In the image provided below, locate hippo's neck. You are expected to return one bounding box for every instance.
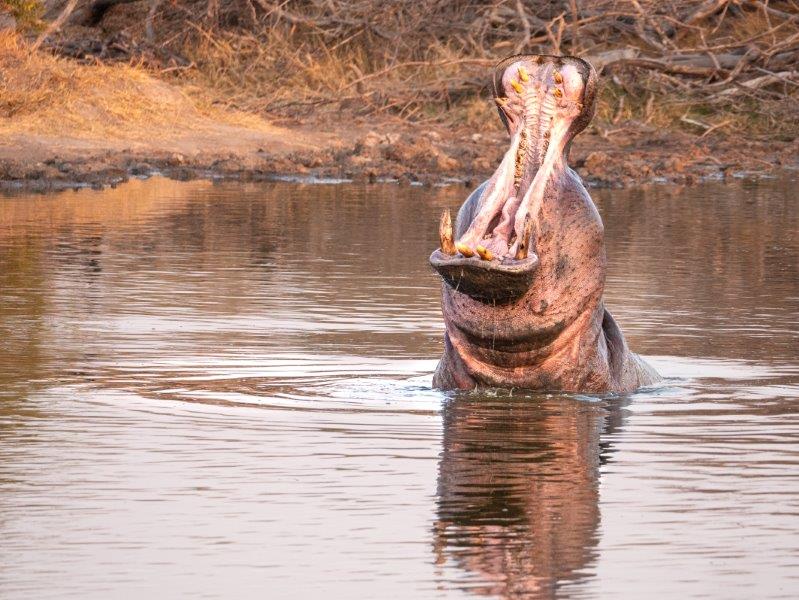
[439,298,614,391]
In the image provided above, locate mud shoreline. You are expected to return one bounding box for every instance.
[2,123,796,193]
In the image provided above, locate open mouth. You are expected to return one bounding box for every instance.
[430,54,594,304]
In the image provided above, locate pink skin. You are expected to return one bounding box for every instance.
[455,60,585,260]
[433,55,660,393]
[509,63,585,256]
[457,132,521,250]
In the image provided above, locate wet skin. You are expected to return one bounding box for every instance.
[430,54,659,392]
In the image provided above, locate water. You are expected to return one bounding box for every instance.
[0,177,797,599]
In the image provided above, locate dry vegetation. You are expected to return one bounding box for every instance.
[29,0,799,139]
[0,31,201,137]
[0,28,322,187]
[0,28,292,143]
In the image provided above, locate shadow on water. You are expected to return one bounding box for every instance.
[434,394,628,599]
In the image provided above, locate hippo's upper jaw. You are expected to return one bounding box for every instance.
[430,54,597,304]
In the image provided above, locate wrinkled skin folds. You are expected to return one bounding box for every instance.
[430,54,659,393]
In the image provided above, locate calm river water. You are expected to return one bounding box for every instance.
[1,176,797,599]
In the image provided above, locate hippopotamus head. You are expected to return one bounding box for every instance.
[429,55,657,392]
[430,54,598,304]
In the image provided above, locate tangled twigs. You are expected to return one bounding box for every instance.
[33,0,799,134]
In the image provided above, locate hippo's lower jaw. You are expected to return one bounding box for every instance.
[429,249,539,304]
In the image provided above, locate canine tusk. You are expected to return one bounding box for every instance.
[553,70,563,84]
[514,214,534,260]
[439,209,456,255]
[518,66,530,82]
[510,80,524,94]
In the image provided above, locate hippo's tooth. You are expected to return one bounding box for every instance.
[475,246,494,260]
[514,214,534,260]
[475,245,494,261]
[518,66,530,82]
[553,87,563,98]
[553,70,563,84]
[510,80,524,94]
[495,97,508,106]
[455,242,475,258]
[439,209,456,255]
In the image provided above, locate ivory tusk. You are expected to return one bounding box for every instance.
[439,209,456,255]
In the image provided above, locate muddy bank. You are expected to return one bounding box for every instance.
[2,121,797,192]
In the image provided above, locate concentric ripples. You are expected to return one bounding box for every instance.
[1,176,797,599]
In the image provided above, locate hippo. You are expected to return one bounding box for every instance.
[430,54,659,393]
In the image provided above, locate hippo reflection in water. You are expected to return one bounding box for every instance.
[430,54,659,393]
[434,396,627,597]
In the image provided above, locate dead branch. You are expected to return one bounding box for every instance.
[145,0,162,43]
[684,0,731,25]
[32,0,79,51]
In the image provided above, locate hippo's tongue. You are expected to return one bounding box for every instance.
[454,57,587,260]
[455,131,521,252]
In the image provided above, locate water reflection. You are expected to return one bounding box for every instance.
[597,178,799,363]
[435,396,626,598]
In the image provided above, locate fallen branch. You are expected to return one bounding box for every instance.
[605,53,746,77]
[684,0,730,25]
[715,70,798,97]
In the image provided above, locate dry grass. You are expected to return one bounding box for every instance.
[6,0,797,157]
[0,31,198,137]
[0,30,279,141]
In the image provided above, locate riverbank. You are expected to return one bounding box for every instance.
[3,117,796,192]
